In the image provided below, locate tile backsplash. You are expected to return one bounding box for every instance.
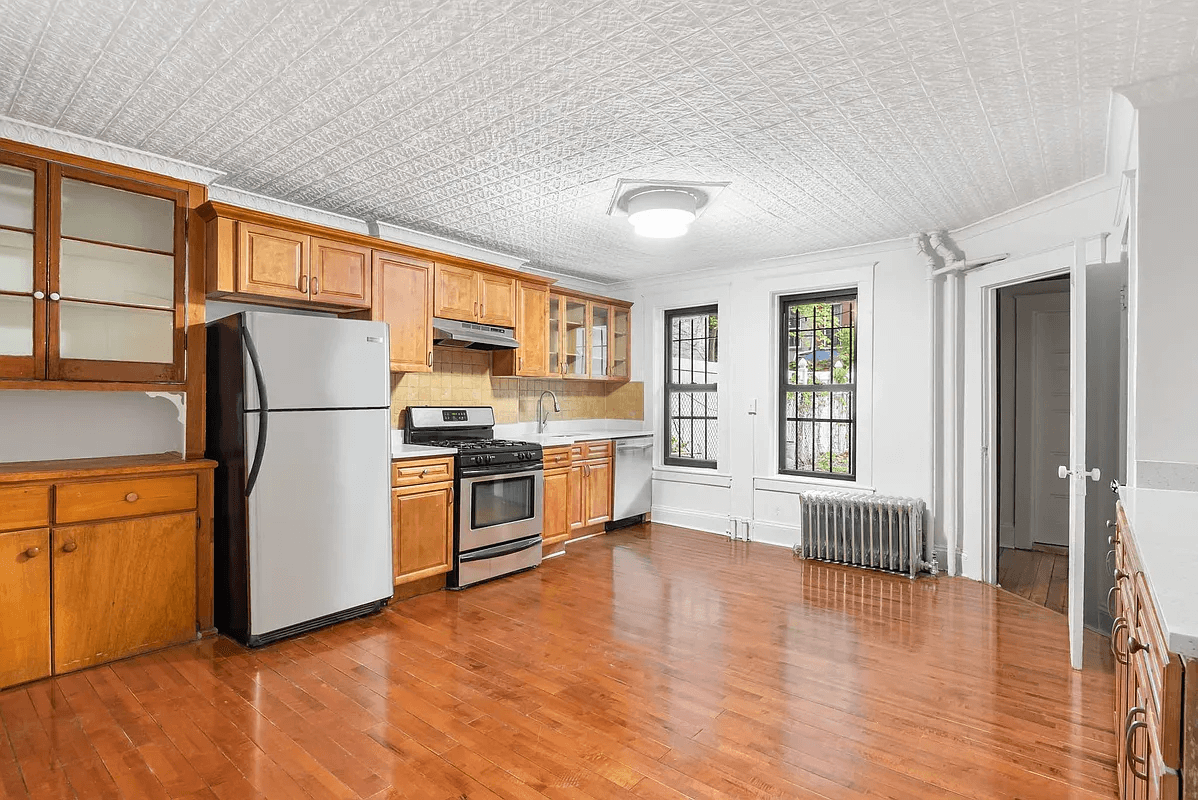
[390,349,643,428]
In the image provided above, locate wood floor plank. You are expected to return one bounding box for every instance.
[0,524,1117,799]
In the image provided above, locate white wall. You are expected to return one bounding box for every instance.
[1131,96,1198,488]
[625,171,1124,571]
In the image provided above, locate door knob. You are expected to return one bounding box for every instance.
[1059,466,1101,481]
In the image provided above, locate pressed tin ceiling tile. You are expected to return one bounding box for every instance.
[1,0,1194,282]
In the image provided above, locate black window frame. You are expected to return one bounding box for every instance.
[778,290,858,480]
[664,304,718,469]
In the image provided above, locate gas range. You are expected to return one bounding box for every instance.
[405,406,544,589]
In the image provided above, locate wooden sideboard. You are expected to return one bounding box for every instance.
[0,454,216,690]
[1113,501,1193,799]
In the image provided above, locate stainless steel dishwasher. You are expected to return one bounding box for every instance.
[609,435,654,527]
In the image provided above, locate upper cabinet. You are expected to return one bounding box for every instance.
[493,281,550,377]
[369,250,434,373]
[433,263,516,328]
[0,151,189,386]
[206,206,371,311]
[546,290,631,382]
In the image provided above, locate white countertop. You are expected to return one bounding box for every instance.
[1119,486,1198,659]
[390,431,456,459]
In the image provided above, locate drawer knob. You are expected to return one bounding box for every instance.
[23,546,40,558]
[1128,636,1150,655]
[62,541,78,553]
[420,469,430,477]
[125,492,139,502]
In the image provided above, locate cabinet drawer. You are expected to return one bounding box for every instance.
[543,446,572,470]
[582,440,612,459]
[0,486,50,532]
[392,457,454,487]
[54,474,198,524]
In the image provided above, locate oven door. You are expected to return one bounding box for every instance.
[459,465,544,552]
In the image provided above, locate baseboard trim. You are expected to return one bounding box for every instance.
[650,505,728,534]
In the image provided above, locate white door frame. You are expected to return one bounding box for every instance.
[962,244,1074,587]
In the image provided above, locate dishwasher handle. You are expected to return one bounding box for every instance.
[616,440,654,451]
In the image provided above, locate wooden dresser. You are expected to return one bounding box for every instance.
[0,454,215,690]
[1113,501,1195,799]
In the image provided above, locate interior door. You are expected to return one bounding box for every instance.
[1063,240,1099,670]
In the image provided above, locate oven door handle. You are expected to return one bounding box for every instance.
[458,535,543,563]
[460,463,543,478]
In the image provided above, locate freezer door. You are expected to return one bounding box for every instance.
[243,312,390,411]
[244,407,393,636]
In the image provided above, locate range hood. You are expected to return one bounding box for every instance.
[432,317,520,350]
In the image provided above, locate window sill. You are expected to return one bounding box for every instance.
[754,475,875,494]
[652,466,732,488]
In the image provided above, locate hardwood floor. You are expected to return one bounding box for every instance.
[0,523,1115,799]
[997,545,1070,615]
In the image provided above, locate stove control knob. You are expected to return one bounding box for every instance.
[487,455,495,464]
[473,455,485,465]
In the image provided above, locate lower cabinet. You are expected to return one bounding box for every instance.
[542,466,570,546]
[52,513,196,673]
[0,457,213,691]
[0,528,51,688]
[583,458,612,526]
[1113,503,1186,800]
[391,457,454,586]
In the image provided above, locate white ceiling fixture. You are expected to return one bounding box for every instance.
[627,189,697,239]
[607,178,728,240]
[1,0,1194,282]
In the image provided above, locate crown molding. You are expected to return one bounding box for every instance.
[0,115,224,186]
[207,184,371,235]
[370,220,528,271]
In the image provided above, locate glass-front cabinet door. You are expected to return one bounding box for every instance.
[590,303,609,379]
[48,166,185,382]
[610,305,630,381]
[0,154,47,379]
[548,294,561,375]
[563,296,587,378]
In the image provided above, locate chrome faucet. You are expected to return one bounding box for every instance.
[537,390,560,434]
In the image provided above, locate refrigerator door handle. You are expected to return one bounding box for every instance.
[241,324,270,497]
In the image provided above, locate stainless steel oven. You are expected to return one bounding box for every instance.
[405,406,545,589]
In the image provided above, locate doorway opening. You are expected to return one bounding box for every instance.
[995,275,1071,615]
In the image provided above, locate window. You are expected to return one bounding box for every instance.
[665,305,718,467]
[779,291,857,479]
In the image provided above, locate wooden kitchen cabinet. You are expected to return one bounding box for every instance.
[0,528,51,688]
[310,236,371,308]
[391,456,455,586]
[548,290,633,382]
[555,441,613,539]
[370,250,435,373]
[1112,503,1187,800]
[477,272,516,327]
[584,457,612,526]
[568,462,586,532]
[433,263,518,328]
[52,512,196,673]
[237,222,309,301]
[0,148,191,387]
[493,281,550,377]
[0,455,214,690]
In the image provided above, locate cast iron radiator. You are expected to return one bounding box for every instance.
[795,491,937,578]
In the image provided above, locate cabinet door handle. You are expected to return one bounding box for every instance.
[125,492,139,503]
[49,292,60,301]
[448,487,454,504]
[299,274,308,293]
[311,276,319,295]
[427,351,433,367]
[32,290,45,300]
[1128,635,1150,655]
[1124,708,1149,781]
[1107,587,1119,619]
[1110,618,1129,664]
[474,301,479,318]
[518,356,523,371]
[23,546,40,558]
[62,541,78,553]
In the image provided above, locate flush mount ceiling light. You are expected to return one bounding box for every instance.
[607,178,729,240]
[626,189,696,238]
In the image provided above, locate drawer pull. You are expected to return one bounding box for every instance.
[1110,618,1129,664]
[1107,588,1119,620]
[1128,635,1150,655]
[62,541,78,553]
[23,546,40,558]
[420,469,430,478]
[1124,709,1149,781]
[125,492,139,503]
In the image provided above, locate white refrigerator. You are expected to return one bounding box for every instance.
[207,311,393,646]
